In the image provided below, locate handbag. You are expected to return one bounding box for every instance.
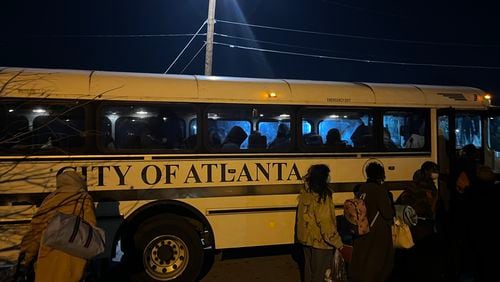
[42,195,105,259]
[392,217,414,249]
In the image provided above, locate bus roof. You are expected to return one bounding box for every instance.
[0,67,489,109]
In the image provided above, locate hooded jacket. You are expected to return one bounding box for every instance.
[20,171,96,282]
[296,188,343,249]
[398,169,438,219]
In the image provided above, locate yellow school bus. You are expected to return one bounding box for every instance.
[0,67,494,281]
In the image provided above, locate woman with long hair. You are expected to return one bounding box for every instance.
[296,164,347,282]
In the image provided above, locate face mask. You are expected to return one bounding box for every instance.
[431,172,439,180]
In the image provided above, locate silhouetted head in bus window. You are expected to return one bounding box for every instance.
[326,128,347,149]
[365,162,385,184]
[162,116,183,149]
[222,126,248,149]
[248,131,267,149]
[269,123,290,148]
[351,123,372,148]
[383,127,399,150]
[207,120,222,147]
[461,144,479,162]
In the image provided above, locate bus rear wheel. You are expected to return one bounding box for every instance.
[132,215,204,282]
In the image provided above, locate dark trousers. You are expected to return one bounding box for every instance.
[302,245,333,282]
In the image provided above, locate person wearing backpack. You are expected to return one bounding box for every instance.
[349,162,394,282]
[394,161,442,282]
[18,171,97,282]
[296,164,350,282]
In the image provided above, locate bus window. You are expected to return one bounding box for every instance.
[438,115,450,141]
[2,103,86,153]
[383,110,428,150]
[302,108,373,150]
[207,105,292,151]
[99,104,195,151]
[455,113,481,149]
[206,105,251,150]
[0,104,31,152]
[489,116,500,151]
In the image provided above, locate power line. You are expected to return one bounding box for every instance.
[213,41,500,70]
[29,33,206,38]
[214,32,379,57]
[216,19,500,48]
[164,20,207,74]
[181,42,207,74]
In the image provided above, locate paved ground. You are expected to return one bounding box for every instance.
[201,245,301,282]
[1,245,302,282]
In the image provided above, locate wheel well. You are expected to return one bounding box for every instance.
[118,200,215,251]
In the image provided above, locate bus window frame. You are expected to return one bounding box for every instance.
[380,108,431,153]
[298,106,377,153]
[0,98,90,155]
[437,108,486,171]
[96,101,200,154]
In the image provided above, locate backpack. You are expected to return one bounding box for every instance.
[343,193,370,236]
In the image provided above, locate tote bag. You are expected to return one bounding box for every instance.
[392,217,414,249]
[42,195,105,259]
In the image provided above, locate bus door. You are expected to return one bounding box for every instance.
[437,108,484,177]
[486,108,500,174]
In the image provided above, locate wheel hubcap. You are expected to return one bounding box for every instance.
[143,235,189,281]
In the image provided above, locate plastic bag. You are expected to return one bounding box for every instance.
[325,249,348,282]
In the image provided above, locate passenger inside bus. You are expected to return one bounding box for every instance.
[160,116,184,149]
[404,124,425,149]
[248,131,267,149]
[325,128,348,150]
[269,123,291,149]
[303,133,323,146]
[207,120,222,148]
[221,126,248,149]
[350,123,373,149]
[184,134,197,149]
[383,127,399,150]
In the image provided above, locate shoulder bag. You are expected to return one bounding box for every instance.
[392,217,414,249]
[42,194,106,259]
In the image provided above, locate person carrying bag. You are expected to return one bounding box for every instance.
[19,171,101,282]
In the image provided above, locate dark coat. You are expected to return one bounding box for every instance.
[398,169,438,241]
[349,181,395,282]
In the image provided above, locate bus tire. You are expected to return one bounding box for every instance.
[132,215,204,282]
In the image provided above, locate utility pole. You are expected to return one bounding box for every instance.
[204,0,216,76]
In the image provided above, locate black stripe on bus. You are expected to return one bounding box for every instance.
[0,156,146,162]
[206,206,298,215]
[0,152,431,162]
[1,181,411,206]
[150,152,430,160]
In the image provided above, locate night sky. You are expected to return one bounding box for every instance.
[2,0,499,103]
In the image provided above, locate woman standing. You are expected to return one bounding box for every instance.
[19,171,97,282]
[296,164,347,282]
[349,162,394,282]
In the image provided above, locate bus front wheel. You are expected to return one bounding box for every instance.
[132,215,204,282]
